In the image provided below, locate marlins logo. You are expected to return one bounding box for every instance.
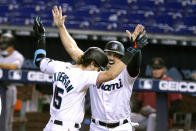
[111,43,118,50]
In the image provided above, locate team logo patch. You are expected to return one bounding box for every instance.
[111,44,118,50]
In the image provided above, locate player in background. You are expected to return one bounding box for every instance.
[0,32,24,131]
[131,57,182,131]
[33,12,146,131]
[52,6,148,131]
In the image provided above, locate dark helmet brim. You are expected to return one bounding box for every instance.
[104,41,125,56]
[104,49,124,56]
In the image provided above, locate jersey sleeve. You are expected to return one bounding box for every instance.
[12,55,24,69]
[40,58,71,74]
[9,51,24,69]
[77,71,100,92]
[121,68,138,91]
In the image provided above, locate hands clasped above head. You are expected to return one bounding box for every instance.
[126,24,148,54]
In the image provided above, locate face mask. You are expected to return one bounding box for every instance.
[0,50,8,57]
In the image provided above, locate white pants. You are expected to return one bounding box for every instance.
[90,121,133,131]
[43,118,80,131]
[5,86,17,131]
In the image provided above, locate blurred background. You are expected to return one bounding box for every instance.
[0,0,196,131]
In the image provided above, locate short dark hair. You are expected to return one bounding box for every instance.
[78,56,99,68]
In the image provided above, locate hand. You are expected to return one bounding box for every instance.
[126,25,148,52]
[52,6,67,28]
[127,24,144,41]
[33,16,46,40]
[134,30,148,50]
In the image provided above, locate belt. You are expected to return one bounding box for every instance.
[53,120,80,128]
[92,118,128,128]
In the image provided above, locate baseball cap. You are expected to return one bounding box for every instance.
[150,57,166,69]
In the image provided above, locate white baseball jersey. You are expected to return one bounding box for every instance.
[0,50,24,69]
[90,68,137,123]
[0,50,24,105]
[40,58,100,124]
[0,50,24,131]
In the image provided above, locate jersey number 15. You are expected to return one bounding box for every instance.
[53,86,64,109]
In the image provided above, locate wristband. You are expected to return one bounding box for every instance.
[34,49,46,67]
[127,47,140,54]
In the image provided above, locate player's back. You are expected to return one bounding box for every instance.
[40,59,100,124]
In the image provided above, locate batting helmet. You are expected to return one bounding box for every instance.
[104,41,125,56]
[0,32,15,50]
[82,47,108,71]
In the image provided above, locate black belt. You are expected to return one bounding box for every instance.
[53,120,80,128]
[92,118,128,128]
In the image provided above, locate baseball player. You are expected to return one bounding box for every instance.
[0,32,24,131]
[33,15,142,131]
[52,6,148,131]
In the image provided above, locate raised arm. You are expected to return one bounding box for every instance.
[52,6,83,63]
[125,24,148,77]
[33,16,64,74]
[97,26,148,83]
[97,58,126,83]
[33,16,46,68]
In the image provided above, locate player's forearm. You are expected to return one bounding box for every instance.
[0,63,19,70]
[127,51,141,77]
[98,60,126,83]
[58,25,83,63]
[33,16,46,67]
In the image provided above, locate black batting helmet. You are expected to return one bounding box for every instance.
[0,32,15,50]
[104,41,125,56]
[82,47,108,71]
